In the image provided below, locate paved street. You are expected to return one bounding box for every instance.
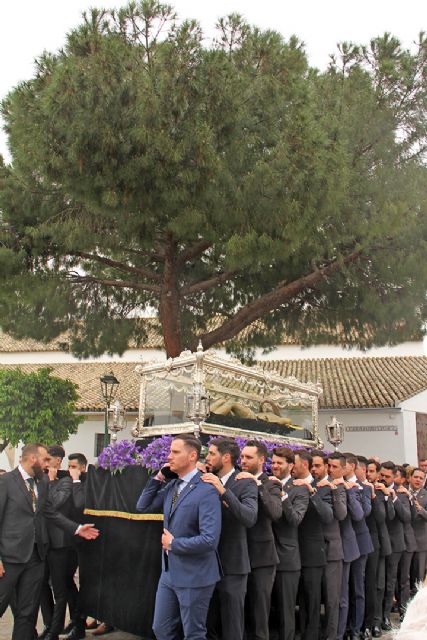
[0,606,399,640]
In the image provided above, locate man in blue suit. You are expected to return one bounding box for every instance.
[136,434,221,640]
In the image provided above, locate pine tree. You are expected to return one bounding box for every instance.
[1,3,426,358]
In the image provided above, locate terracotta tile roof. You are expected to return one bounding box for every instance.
[0,356,426,410]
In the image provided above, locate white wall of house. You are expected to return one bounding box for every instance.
[1,339,424,366]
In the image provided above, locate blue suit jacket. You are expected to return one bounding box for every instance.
[137,471,221,588]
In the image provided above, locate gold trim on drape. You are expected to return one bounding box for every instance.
[84,508,164,521]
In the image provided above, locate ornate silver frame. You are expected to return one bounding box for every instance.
[134,347,322,447]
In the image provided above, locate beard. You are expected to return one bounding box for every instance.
[32,462,45,481]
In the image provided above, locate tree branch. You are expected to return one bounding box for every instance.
[71,251,161,281]
[181,271,236,296]
[177,241,212,267]
[196,251,362,349]
[66,272,161,293]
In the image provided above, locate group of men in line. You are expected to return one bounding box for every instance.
[137,435,427,640]
[0,443,99,640]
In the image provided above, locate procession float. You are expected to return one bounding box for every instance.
[80,345,323,637]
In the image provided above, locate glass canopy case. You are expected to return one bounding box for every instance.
[134,346,322,447]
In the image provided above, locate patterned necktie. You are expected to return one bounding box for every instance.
[27,477,37,512]
[171,479,183,510]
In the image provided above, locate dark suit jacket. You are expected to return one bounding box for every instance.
[412,488,427,552]
[47,476,85,549]
[402,496,417,553]
[366,491,387,552]
[353,484,374,556]
[339,486,363,563]
[273,479,309,572]
[217,470,258,575]
[137,471,222,588]
[323,483,346,562]
[298,482,333,568]
[0,468,77,564]
[246,473,282,569]
[386,489,411,553]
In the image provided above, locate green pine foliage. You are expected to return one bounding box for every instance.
[0,3,426,357]
[0,368,83,448]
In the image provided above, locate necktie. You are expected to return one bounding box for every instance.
[171,479,183,510]
[27,477,37,512]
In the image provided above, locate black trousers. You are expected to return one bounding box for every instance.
[322,560,342,640]
[412,550,427,585]
[299,565,323,640]
[364,548,379,629]
[0,548,45,640]
[349,554,367,635]
[373,555,386,627]
[48,547,79,634]
[39,560,54,627]
[397,550,414,613]
[245,566,276,640]
[384,551,402,618]
[207,573,247,640]
[272,570,300,640]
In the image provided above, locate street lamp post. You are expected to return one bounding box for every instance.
[100,372,120,448]
[325,415,344,451]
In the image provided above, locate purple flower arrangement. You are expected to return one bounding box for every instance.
[97,439,143,474]
[97,434,324,475]
[139,435,175,472]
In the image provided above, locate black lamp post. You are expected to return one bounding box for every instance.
[100,372,120,447]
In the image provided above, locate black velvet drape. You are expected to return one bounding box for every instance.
[78,466,162,638]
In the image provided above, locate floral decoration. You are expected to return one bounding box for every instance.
[97,439,143,474]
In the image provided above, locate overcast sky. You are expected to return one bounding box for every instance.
[0,0,425,160]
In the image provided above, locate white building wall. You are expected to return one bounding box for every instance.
[318,409,406,462]
[1,339,424,366]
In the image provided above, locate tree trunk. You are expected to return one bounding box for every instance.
[159,236,183,358]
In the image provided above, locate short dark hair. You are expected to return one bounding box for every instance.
[310,449,326,460]
[343,453,358,467]
[68,453,87,466]
[272,447,295,464]
[367,459,380,471]
[172,435,201,458]
[48,445,65,459]
[327,452,346,466]
[21,443,45,459]
[245,440,268,460]
[210,438,240,465]
[410,467,425,477]
[395,465,407,478]
[357,455,369,468]
[295,449,312,469]
[381,460,396,473]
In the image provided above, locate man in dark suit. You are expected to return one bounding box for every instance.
[419,458,427,489]
[364,458,393,639]
[394,466,417,619]
[311,450,346,640]
[344,453,374,640]
[236,440,282,640]
[293,450,333,640]
[46,452,88,640]
[327,452,363,640]
[410,467,427,585]
[378,461,411,631]
[270,446,309,640]
[0,443,99,640]
[136,434,222,640]
[202,437,258,640]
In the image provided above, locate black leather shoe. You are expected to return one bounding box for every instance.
[349,634,362,640]
[362,628,372,639]
[62,621,75,634]
[38,628,50,640]
[372,626,382,638]
[381,617,392,631]
[43,634,59,640]
[64,628,86,640]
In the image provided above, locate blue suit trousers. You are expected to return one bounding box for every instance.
[153,570,215,640]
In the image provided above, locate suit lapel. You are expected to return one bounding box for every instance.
[169,472,201,518]
[11,468,34,511]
